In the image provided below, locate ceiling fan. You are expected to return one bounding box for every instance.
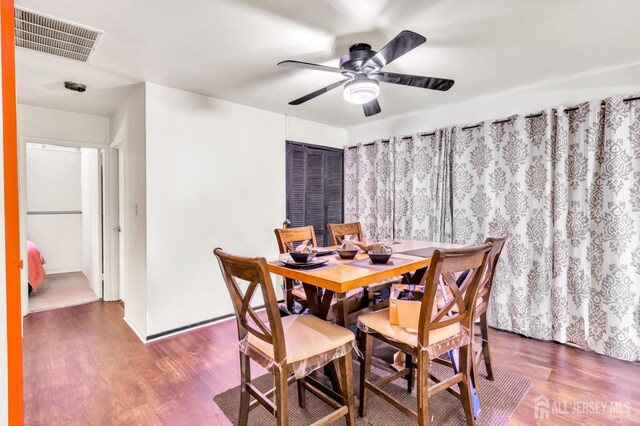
[278,30,455,117]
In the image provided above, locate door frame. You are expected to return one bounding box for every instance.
[18,136,120,313]
[110,138,124,304]
[3,0,22,421]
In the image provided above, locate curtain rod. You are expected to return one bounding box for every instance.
[461,96,640,130]
[347,95,640,148]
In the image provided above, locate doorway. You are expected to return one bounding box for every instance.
[23,143,104,312]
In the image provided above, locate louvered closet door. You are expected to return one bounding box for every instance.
[286,141,343,247]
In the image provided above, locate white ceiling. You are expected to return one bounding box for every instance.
[15,0,640,126]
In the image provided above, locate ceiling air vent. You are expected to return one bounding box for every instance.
[14,6,102,63]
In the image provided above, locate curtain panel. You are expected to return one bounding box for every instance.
[344,131,453,242]
[344,95,640,362]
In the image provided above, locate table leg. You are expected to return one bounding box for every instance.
[302,283,334,320]
[334,292,348,327]
[409,267,428,284]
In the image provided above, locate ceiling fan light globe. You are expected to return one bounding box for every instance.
[343,78,379,104]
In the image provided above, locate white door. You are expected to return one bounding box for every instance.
[117,147,125,303]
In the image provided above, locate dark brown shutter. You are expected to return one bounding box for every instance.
[286,141,344,247]
[286,143,307,228]
[324,150,344,242]
[305,148,326,245]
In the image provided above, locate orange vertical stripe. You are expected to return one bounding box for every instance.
[1,0,23,423]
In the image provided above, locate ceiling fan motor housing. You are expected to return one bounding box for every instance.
[339,44,376,72]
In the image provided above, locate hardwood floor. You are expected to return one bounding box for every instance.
[23,301,639,425]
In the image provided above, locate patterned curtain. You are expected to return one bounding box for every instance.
[393,131,453,242]
[344,140,394,240]
[344,132,453,242]
[453,96,640,361]
[345,95,640,362]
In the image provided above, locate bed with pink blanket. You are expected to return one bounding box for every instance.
[27,240,46,293]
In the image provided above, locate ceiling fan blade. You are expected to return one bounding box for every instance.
[361,30,426,71]
[289,78,350,105]
[278,60,343,74]
[362,98,381,117]
[372,72,454,91]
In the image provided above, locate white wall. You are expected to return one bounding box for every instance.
[18,104,110,145]
[144,83,348,336]
[285,116,347,149]
[110,84,147,339]
[25,145,82,274]
[348,70,640,143]
[145,83,284,335]
[81,148,101,297]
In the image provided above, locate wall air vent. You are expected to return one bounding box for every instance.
[14,6,102,63]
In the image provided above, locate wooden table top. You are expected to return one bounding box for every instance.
[267,239,460,294]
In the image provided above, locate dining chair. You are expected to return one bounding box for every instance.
[274,226,365,320]
[327,221,403,309]
[214,248,356,426]
[357,244,492,426]
[327,222,364,245]
[274,226,317,313]
[473,235,508,382]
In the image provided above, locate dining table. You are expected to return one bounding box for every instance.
[266,239,462,401]
[267,239,461,327]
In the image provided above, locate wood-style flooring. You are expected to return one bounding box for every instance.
[23,301,640,425]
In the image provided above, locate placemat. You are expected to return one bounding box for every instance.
[269,260,339,272]
[346,256,411,271]
[399,246,448,258]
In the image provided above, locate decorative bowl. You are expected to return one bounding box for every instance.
[290,251,314,263]
[368,253,391,264]
[336,249,358,260]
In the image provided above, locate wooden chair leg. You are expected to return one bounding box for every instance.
[405,353,414,393]
[480,312,494,381]
[284,278,294,313]
[337,350,356,426]
[458,346,476,426]
[358,332,373,418]
[238,352,251,426]
[296,378,306,409]
[274,367,290,426]
[416,351,429,426]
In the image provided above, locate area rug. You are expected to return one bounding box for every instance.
[29,272,100,312]
[213,344,532,425]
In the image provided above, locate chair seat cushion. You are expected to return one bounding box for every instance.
[246,314,355,378]
[357,308,469,359]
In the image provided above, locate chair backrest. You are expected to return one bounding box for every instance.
[417,244,492,348]
[213,248,286,364]
[274,225,317,253]
[475,235,508,318]
[327,222,364,246]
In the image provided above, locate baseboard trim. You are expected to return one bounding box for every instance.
[145,305,265,343]
[145,314,235,343]
[123,316,147,343]
[47,269,82,275]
